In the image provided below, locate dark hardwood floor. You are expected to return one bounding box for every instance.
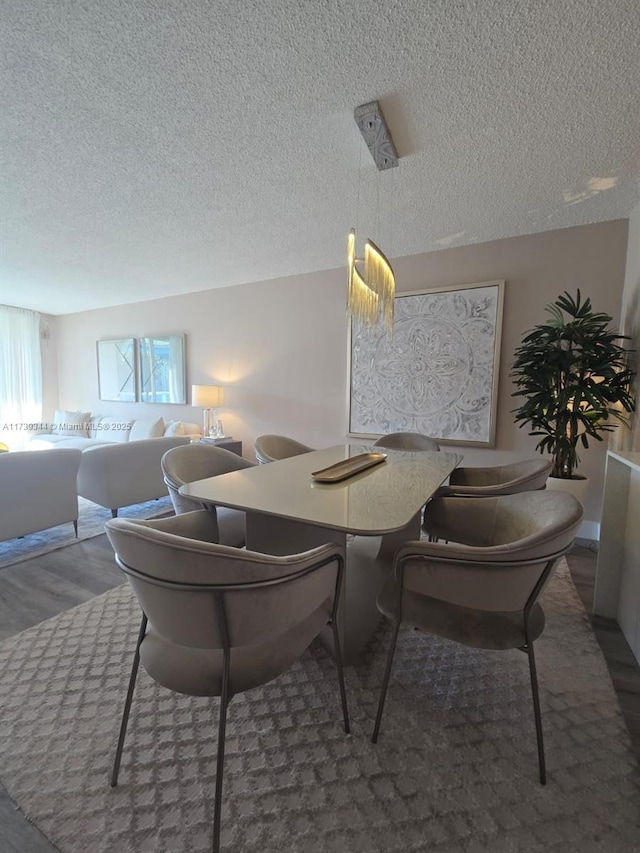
[0,535,638,852]
[0,535,123,853]
[0,536,122,642]
[568,539,640,756]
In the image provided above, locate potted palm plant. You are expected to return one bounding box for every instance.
[511,290,635,496]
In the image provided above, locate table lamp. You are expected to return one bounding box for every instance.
[192,384,224,437]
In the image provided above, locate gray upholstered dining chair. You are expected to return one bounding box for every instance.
[373,432,440,452]
[254,434,314,464]
[373,490,583,784]
[162,444,255,547]
[436,458,552,497]
[105,510,349,853]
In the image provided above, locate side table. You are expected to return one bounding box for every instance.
[198,437,243,457]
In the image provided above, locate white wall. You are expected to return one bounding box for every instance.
[53,268,349,449]
[615,202,640,451]
[53,219,630,526]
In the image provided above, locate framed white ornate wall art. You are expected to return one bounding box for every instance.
[348,280,505,446]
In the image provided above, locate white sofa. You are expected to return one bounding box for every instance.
[77,436,192,515]
[30,412,202,451]
[29,412,199,516]
[0,448,82,541]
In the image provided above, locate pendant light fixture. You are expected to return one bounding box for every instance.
[347,101,398,335]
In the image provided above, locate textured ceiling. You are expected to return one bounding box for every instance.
[2,0,639,315]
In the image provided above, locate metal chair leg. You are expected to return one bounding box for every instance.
[331,619,350,734]
[111,613,147,787]
[372,621,401,743]
[526,641,546,785]
[212,664,230,852]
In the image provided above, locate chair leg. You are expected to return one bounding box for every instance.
[372,621,401,744]
[73,519,78,537]
[526,641,546,785]
[111,614,147,787]
[212,669,230,853]
[331,619,350,734]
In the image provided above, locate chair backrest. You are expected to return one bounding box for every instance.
[410,490,583,612]
[105,511,341,651]
[162,443,255,487]
[162,443,255,514]
[444,458,552,495]
[254,434,314,464]
[373,432,440,452]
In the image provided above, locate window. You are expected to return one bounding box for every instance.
[0,304,43,449]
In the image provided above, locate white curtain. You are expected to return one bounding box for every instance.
[0,305,43,449]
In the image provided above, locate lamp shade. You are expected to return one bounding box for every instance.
[192,384,224,407]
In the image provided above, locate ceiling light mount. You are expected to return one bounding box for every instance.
[354,101,398,171]
[347,100,398,334]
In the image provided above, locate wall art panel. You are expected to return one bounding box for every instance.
[97,338,137,402]
[348,281,504,445]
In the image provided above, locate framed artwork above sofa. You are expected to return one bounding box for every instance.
[96,334,187,404]
[96,338,137,402]
[139,334,186,404]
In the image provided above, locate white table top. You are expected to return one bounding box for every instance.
[180,444,463,535]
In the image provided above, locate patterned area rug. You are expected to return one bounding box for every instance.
[0,496,174,569]
[0,561,638,853]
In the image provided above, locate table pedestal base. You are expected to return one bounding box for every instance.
[245,511,421,666]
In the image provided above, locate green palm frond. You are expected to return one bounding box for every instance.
[511,289,635,478]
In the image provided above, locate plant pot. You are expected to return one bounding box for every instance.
[545,475,589,507]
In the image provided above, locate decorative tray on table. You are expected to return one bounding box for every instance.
[311,452,387,483]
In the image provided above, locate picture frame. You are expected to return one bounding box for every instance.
[138,333,187,404]
[348,280,505,446]
[96,338,137,402]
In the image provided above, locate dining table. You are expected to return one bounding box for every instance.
[180,444,462,665]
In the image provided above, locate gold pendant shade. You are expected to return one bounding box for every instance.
[347,228,395,335]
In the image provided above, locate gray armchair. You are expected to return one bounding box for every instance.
[161,443,255,547]
[436,458,552,497]
[373,432,440,452]
[254,434,314,464]
[373,490,583,784]
[106,510,349,853]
